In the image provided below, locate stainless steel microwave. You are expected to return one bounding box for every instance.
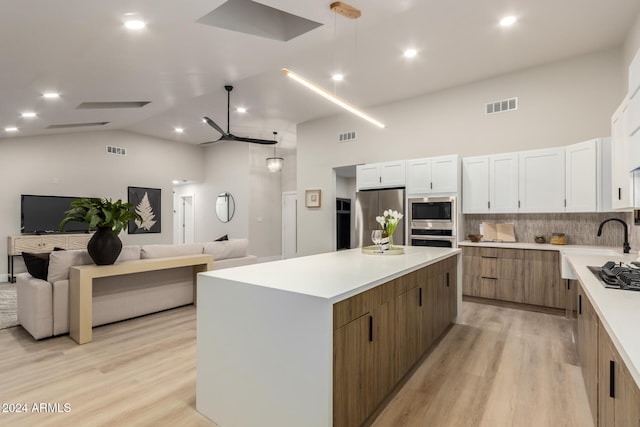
[408,196,456,225]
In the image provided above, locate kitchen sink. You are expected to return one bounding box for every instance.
[560,248,619,280]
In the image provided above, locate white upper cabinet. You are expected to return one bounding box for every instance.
[518,147,566,213]
[489,153,519,213]
[462,156,489,213]
[565,138,611,213]
[406,155,459,195]
[406,158,432,194]
[612,97,634,210]
[356,161,406,190]
[462,153,517,214]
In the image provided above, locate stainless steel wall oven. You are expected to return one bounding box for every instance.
[408,196,457,248]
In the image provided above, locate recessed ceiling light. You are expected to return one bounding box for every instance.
[500,16,517,27]
[403,49,417,58]
[124,19,146,30]
[236,107,247,113]
[332,73,344,81]
[21,112,37,118]
[174,127,184,133]
[172,180,180,184]
[5,127,18,132]
[43,92,60,99]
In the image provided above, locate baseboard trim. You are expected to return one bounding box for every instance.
[463,295,565,316]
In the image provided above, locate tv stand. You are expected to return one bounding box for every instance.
[7,233,93,282]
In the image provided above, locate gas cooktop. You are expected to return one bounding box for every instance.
[588,261,640,291]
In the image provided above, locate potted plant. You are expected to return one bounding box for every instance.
[60,197,142,265]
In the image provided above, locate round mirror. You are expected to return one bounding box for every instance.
[216,192,235,223]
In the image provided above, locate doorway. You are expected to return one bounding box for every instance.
[282,192,297,259]
[178,194,195,244]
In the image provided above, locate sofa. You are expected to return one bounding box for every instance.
[17,239,257,340]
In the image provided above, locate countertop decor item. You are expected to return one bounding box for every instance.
[468,234,482,243]
[534,235,546,244]
[550,233,567,245]
[376,209,404,249]
[361,245,404,255]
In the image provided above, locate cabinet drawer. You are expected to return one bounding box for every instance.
[497,258,524,279]
[496,248,524,259]
[334,286,381,330]
[480,247,498,258]
[495,279,524,303]
[481,257,498,278]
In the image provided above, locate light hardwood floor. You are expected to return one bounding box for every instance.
[0,302,592,427]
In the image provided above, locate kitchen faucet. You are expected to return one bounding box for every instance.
[597,218,630,253]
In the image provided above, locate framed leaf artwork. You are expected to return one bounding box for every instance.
[128,186,161,234]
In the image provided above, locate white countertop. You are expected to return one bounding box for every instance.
[201,246,460,303]
[566,253,640,389]
[459,240,626,253]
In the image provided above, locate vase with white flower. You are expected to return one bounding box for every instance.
[375,209,404,251]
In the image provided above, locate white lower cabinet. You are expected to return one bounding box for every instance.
[518,147,566,213]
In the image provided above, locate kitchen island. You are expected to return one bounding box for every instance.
[196,246,461,427]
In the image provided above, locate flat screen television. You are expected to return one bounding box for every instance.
[21,194,90,234]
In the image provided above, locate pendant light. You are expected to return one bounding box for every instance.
[266,131,284,172]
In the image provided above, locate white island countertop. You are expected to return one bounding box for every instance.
[202,245,460,303]
[196,246,461,427]
[566,252,640,390]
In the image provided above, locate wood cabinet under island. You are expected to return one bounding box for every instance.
[196,246,461,427]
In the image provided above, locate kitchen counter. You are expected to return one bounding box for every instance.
[566,252,640,390]
[459,240,625,253]
[195,246,461,427]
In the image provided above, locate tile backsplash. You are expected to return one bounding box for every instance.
[464,212,638,249]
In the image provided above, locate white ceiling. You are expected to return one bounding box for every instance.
[1,0,639,150]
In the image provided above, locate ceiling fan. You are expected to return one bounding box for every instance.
[202,85,276,145]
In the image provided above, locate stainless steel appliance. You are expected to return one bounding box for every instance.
[588,261,640,291]
[355,188,405,248]
[408,196,457,248]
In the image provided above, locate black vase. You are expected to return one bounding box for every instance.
[87,226,123,265]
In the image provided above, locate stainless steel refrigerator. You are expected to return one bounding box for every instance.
[355,188,405,247]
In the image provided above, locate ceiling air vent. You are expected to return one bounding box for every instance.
[106,145,127,156]
[485,97,518,115]
[77,101,150,109]
[47,122,109,129]
[338,131,356,142]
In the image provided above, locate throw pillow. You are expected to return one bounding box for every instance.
[214,234,229,241]
[22,247,65,280]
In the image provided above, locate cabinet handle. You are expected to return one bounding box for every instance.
[488,201,490,209]
[446,272,450,287]
[579,295,582,315]
[610,360,615,398]
[369,315,373,342]
[481,256,497,259]
[518,200,521,208]
[430,182,433,190]
[619,187,622,200]
[419,287,423,306]
[567,280,571,290]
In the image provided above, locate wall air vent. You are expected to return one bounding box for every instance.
[485,97,518,114]
[106,145,127,156]
[338,131,356,142]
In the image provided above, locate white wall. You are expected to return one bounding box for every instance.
[296,48,625,256]
[0,130,204,278]
[624,12,640,82]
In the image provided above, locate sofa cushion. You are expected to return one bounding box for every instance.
[140,243,204,259]
[202,239,248,261]
[118,245,141,262]
[21,247,65,280]
[47,249,93,283]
